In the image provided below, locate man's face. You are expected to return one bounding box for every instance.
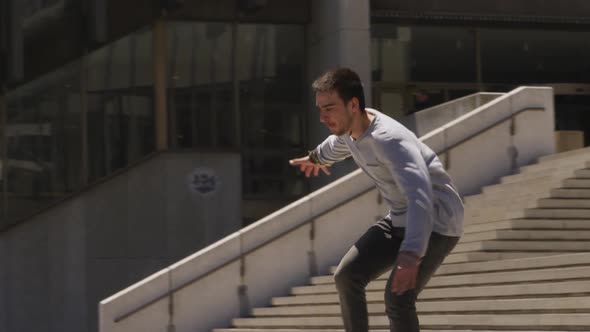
[316,90,355,136]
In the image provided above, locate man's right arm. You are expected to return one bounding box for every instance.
[314,135,352,165]
[289,135,351,177]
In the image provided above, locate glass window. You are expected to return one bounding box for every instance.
[86,29,155,182]
[4,61,82,226]
[237,24,306,199]
[166,22,307,201]
[167,22,234,148]
[372,24,476,83]
[481,28,590,84]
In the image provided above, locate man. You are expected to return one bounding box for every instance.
[289,68,464,332]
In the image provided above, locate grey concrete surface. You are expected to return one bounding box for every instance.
[0,151,240,332]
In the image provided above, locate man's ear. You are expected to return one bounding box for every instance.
[350,97,360,113]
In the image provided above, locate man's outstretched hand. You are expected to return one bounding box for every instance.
[289,156,331,178]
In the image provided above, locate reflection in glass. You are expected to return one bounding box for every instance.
[372,25,476,83]
[166,22,307,203]
[4,61,83,226]
[86,29,155,182]
[167,22,234,148]
[237,24,306,199]
[481,29,590,84]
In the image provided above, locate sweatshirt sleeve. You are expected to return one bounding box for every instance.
[315,135,352,164]
[375,137,434,256]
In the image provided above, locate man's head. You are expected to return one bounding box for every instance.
[312,68,366,136]
[312,68,366,111]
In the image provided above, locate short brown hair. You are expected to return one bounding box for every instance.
[312,68,366,111]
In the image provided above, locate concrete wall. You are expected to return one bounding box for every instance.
[100,170,385,332]
[0,152,241,332]
[424,87,555,195]
[99,87,555,332]
[402,93,504,137]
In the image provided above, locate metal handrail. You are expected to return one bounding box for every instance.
[113,105,546,323]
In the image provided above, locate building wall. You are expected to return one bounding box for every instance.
[0,152,241,332]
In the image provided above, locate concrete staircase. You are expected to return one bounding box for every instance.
[213,148,590,332]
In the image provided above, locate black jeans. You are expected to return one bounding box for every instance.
[333,218,460,332]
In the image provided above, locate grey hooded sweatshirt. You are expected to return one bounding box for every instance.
[315,108,464,256]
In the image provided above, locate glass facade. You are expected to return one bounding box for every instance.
[0,20,307,227]
[480,28,590,84]
[1,29,154,228]
[167,22,234,148]
[372,24,476,84]
[237,24,307,200]
[86,29,154,182]
[371,24,477,116]
[371,24,590,119]
[4,61,84,225]
[166,22,307,222]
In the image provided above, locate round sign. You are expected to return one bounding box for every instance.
[188,167,219,195]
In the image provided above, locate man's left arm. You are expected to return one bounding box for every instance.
[375,138,434,294]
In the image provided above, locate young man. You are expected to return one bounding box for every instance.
[289,68,464,332]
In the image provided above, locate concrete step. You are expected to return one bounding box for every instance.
[326,252,590,283]
[328,252,590,276]
[519,154,590,174]
[466,198,590,223]
[499,155,590,186]
[465,187,552,209]
[575,169,590,178]
[253,296,590,316]
[465,195,539,215]
[312,265,590,288]
[302,265,590,294]
[552,188,590,198]
[217,330,585,332]
[215,330,499,332]
[430,265,590,288]
[436,252,590,276]
[213,330,396,332]
[563,179,590,188]
[463,220,515,233]
[469,166,590,205]
[271,279,590,306]
[424,251,560,264]
[232,313,590,329]
[537,198,590,209]
[463,219,590,234]
[460,229,590,243]
[482,177,562,195]
[464,190,548,211]
[538,146,590,162]
[480,177,590,198]
[525,208,590,219]
[465,210,526,225]
[499,167,578,185]
[453,240,590,253]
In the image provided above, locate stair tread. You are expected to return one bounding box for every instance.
[254,296,590,315]
[232,313,590,328]
[271,279,590,306]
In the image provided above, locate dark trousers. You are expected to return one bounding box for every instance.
[333,218,459,332]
